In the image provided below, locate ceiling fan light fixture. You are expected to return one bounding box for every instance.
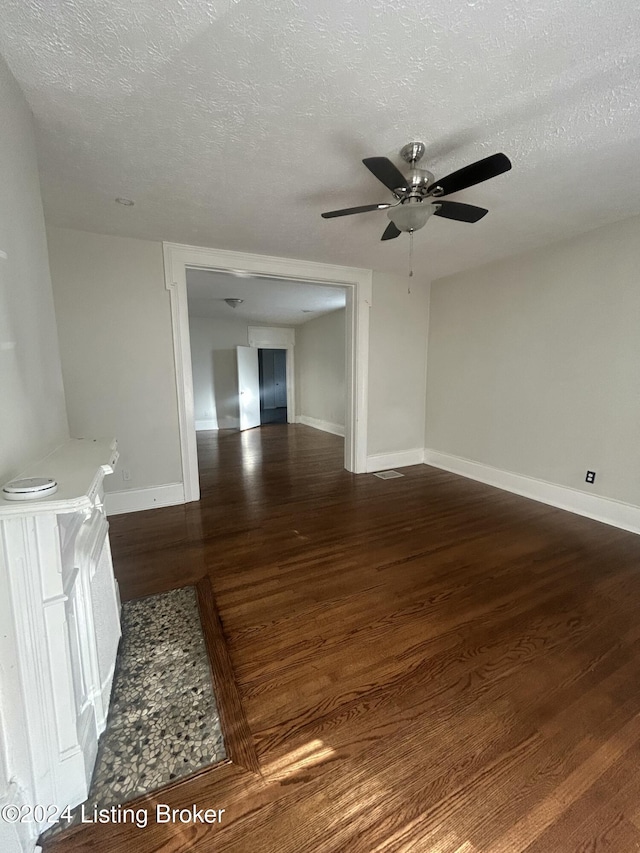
[224,298,244,308]
[321,143,510,244]
[387,202,435,233]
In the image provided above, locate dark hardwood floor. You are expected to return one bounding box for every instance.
[50,425,640,852]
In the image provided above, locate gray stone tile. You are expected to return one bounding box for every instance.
[42,586,226,839]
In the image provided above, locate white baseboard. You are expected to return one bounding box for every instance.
[366,448,425,473]
[424,449,640,535]
[296,415,345,437]
[195,419,218,431]
[104,483,185,516]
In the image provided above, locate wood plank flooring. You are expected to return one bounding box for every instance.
[48,425,640,852]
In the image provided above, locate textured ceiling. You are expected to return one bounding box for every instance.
[1,0,639,279]
[186,269,345,325]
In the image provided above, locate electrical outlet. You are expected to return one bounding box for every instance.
[122,469,131,482]
[585,470,596,484]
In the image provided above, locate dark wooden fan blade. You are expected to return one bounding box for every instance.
[433,201,488,223]
[321,203,390,219]
[381,222,401,241]
[428,153,511,197]
[362,157,408,193]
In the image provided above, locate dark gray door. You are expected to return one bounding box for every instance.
[258,349,287,424]
[273,350,287,408]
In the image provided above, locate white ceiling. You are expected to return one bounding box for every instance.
[1,1,639,280]
[186,269,346,325]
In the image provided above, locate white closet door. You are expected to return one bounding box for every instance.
[236,346,261,431]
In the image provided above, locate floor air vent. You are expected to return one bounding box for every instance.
[373,470,404,480]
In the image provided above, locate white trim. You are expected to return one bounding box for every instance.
[248,326,296,424]
[366,448,425,473]
[195,419,219,432]
[296,415,345,437]
[248,326,295,348]
[104,483,185,516]
[424,449,640,535]
[163,245,200,502]
[163,242,372,499]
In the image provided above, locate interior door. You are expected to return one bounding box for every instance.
[260,350,277,410]
[236,346,261,431]
[273,349,287,408]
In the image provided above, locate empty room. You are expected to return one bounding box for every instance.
[1,2,640,852]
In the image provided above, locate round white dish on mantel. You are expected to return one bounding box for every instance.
[2,477,58,501]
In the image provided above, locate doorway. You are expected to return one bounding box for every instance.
[236,345,288,431]
[163,242,372,502]
[258,349,287,424]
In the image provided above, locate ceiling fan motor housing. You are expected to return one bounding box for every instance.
[403,167,435,197]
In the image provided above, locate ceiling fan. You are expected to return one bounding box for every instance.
[321,142,511,241]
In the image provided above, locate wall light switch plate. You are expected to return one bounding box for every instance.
[585,470,596,484]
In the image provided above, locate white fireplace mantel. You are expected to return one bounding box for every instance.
[0,438,122,853]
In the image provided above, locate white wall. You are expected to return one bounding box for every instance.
[0,57,68,485]
[47,228,182,496]
[295,309,345,432]
[426,214,640,508]
[0,55,69,853]
[367,272,430,462]
[189,314,250,430]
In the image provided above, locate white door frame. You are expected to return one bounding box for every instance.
[247,326,296,424]
[163,242,372,502]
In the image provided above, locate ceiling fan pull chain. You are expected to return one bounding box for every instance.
[408,231,414,291]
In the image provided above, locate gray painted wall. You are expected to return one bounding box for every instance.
[47,227,182,494]
[426,214,640,507]
[367,272,430,457]
[295,309,346,429]
[0,56,68,484]
[189,314,250,430]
